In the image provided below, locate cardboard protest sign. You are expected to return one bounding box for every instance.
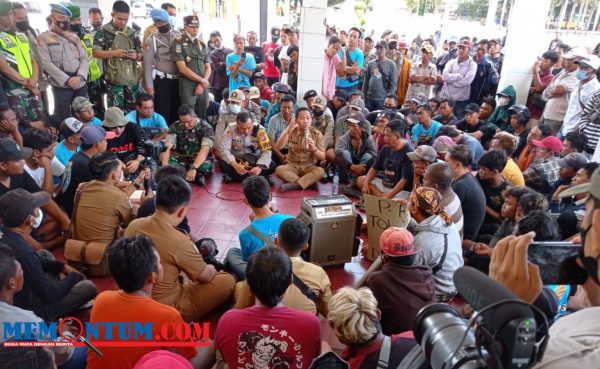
[364,193,411,261]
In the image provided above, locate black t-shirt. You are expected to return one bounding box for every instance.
[244,46,265,64]
[452,172,486,241]
[372,144,414,189]
[107,122,144,162]
[0,172,42,196]
[137,198,191,234]
[476,174,508,225]
[455,119,497,147]
[57,151,92,216]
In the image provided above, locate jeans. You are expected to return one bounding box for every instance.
[365,98,384,112]
[454,100,468,120]
[59,346,87,369]
[218,159,275,183]
[337,85,359,98]
[335,150,373,183]
[225,248,247,280]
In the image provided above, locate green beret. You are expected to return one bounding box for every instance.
[0,0,13,17]
[66,4,80,19]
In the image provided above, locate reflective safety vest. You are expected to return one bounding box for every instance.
[81,33,101,81]
[0,31,33,79]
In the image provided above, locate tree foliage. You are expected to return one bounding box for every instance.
[457,0,489,20]
[328,0,345,7]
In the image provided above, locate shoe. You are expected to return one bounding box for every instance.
[223,174,233,183]
[265,175,274,186]
[343,184,362,199]
[195,174,206,186]
[308,182,319,191]
[281,183,302,192]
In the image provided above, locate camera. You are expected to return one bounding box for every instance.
[195,238,224,271]
[139,139,167,191]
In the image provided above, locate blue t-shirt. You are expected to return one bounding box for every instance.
[53,140,79,185]
[125,111,168,138]
[411,120,442,146]
[239,213,294,261]
[89,117,102,127]
[226,52,256,92]
[461,133,485,169]
[336,48,365,88]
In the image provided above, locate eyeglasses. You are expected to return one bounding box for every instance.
[108,125,126,131]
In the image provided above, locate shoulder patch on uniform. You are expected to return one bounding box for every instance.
[175,44,182,53]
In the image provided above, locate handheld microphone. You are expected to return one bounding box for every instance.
[454,267,537,369]
[305,127,310,149]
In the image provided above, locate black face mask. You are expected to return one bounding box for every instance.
[383,107,397,115]
[56,20,69,31]
[15,20,29,32]
[580,225,600,285]
[312,109,324,117]
[70,23,82,34]
[158,24,171,34]
[92,23,102,30]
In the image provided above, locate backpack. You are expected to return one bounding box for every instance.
[103,26,141,87]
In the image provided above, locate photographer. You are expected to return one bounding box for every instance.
[490,166,600,368]
[163,104,214,186]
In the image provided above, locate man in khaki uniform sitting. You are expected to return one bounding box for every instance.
[234,218,332,317]
[275,107,325,191]
[124,175,235,321]
[73,151,137,244]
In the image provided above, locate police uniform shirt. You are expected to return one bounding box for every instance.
[171,33,209,80]
[143,29,181,89]
[221,122,272,167]
[286,126,325,167]
[37,30,89,87]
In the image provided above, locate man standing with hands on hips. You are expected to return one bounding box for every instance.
[172,15,211,120]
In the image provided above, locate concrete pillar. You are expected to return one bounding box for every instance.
[486,0,499,26]
[497,0,553,105]
[296,0,326,103]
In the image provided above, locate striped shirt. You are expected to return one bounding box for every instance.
[579,89,600,153]
[441,189,464,238]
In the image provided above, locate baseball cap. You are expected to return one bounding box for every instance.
[270,26,280,37]
[376,40,388,49]
[150,8,169,22]
[334,89,348,101]
[285,25,299,34]
[557,152,588,170]
[103,107,128,128]
[421,44,434,54]
[346,111,366,125]
[303,89,318,101]
[239,85,250,92]
[229,89,244,103]
[576,55,600,70]
[183,15,200,27]
[559,166,600,199]
[349,99,365,111]
[0,138,32,162]
[252,72,266,81]
[407,145,437,163]
[248,86,261,99]
[379,227,417,257]
[464,103,480,113]
[59,117,84,138]
[71,96,94,112]
[409,93,427,106]
[0,189,50,227]
[80,125,115,145]
[397,41,408,49]
[274,83,290,94]
[563,46,588,60]
[531,136,564,154]
[432,135,456,155]
[312,95,327,109]
[458,39,472,49]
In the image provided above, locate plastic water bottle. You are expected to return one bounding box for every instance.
[332,173,339,196]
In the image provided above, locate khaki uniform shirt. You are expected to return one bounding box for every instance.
[143,29,181,89]
[72,180,135,243]
[37,30,89,88]
[171,33,209,82]
[286,126,325,168]
[222,122,272,167]
[235,256,332,316]
[313,109,335,148]
[124,212,207,307]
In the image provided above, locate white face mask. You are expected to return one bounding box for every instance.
[498,96,509,106]
[230,104,242,114]
[31,209,43,229]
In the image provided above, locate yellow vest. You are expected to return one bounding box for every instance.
[0,31,33,79]
[82,33,101,81]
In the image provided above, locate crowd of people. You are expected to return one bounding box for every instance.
[1,0,600,368]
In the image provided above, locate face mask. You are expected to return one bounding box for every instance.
[576,69,590,81]
[70,23,82,34]
[271,36,279,43]
[31,209,43,229]
[498,97,509,106]
[168,16,176,27]
[230,104,241,114]
[383,107,397,115]
[580,225,600,285]
[312,109,324,117]
[15,20,29,32]
[92,22,102,30]
[56,20,69,31]
[158,24,170,34]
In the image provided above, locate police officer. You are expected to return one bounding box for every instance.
[219,110,275,183]
[0,0,44,127]
[37,4,89,122]
[66,4,105,120]
[214,89,244,159]
[92,0,142,113]
[163,104,214,186]
[144,9,180,125]
[171,15,211,120]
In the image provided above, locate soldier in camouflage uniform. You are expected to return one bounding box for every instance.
[92,0,142,113]
[163,104,214,186]
[219,110,274,183]
[0,0,44,127]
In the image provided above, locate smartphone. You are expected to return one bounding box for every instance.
[241,51,247,59]
[527,242,588,285]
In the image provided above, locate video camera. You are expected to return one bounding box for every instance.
[399,267,549,369]
[139,139,167,192]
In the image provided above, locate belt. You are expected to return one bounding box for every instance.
[435,291,456,303]
[153,70,179,80]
